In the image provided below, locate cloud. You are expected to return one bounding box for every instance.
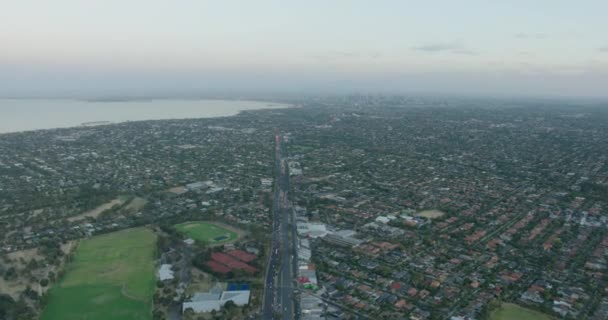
[326,51,360,58]
[515,33,548,39]
[312,51,382,62]
[412,43,476,55]
[599,46,608,52]
[412,43,461,52]
[333,51,382,59]
[451,49,477,55]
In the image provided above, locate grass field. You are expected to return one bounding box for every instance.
[68,198,126,222]
[417,209,445,219]
[490,303,552,320]
[175,221,239,245]
[41,228,157,320]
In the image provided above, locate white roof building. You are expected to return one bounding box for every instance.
[375,216,390,224]
[299,238,310,249]
[220,290,250,305]
[158,264,174,281]
[185,181,208,190]
[300,293,324,319]
[183,294,221,313]
[299,269,318,285]
[182,285,250,313]
[334,229,357,238]
[298,247,312,261]
[297,222,329,238]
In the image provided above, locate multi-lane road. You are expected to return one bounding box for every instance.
[261,133,298,320]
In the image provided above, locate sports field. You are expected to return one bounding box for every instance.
[175,221,239,245]
[490,303,552,320]
[41,228,157,320]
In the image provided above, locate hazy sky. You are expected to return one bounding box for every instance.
[2,1,608,98]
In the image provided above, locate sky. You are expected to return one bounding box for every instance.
[1,0,608,98]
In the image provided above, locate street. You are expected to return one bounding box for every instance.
[262,133,298,320]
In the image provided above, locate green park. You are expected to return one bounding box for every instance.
[40,228,157,320]
[490,303,553,320]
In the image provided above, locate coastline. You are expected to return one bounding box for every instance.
[0,99,293,136]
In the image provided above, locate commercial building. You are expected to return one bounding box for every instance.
[182,283,251,313]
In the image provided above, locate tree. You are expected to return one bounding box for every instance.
[3,267,17,281]
[0,294,36,320]
[153,310,165,320]
[22,286,39,300]
[40,278,49,287]
[224,300,237,310]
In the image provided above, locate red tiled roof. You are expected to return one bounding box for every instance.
[211,252,257,273]
[207,260,231,274]
[227,249,257,263]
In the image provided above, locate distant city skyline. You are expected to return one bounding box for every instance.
[2,1,608,98]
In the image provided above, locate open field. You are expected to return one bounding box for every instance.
[68,198,125,222]
[417,209,445,219]
[175,221,240,245]
[490,303,552,320]
[167,186,188,195]
[1,241,76,299]
[40,228,157,320]
[0,246,40,298]
[186,268,215,295]
[125,197,148,212]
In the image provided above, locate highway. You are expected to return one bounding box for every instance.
[261,132,298,320]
